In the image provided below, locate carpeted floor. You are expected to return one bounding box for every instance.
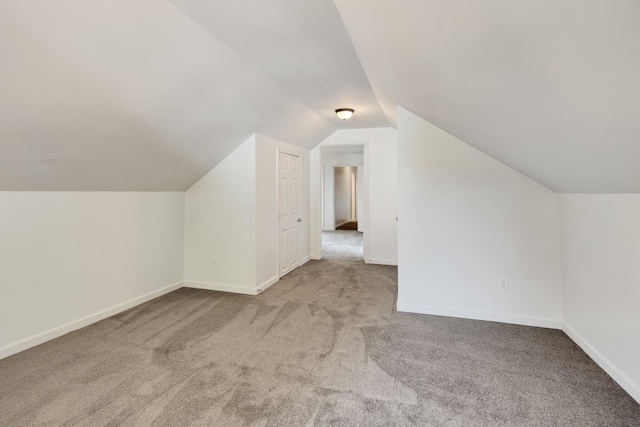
[1,230,639,426]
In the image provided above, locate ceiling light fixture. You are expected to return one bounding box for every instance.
[335,108,354,120]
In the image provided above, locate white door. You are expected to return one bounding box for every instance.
[279,152,301,277]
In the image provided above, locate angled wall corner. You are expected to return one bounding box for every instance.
[183,135,258,294]
[0,191,185,359]
[183,133,312,295]
[559,194,640,403]
[396,107,562,328]
[255,133,312,290]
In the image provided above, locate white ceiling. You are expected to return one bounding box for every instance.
[167,0,388,130]
[335,0,640,192]
[0,0,358,190]
[1,0,639,192]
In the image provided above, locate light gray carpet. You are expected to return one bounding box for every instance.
[1,230,639,426]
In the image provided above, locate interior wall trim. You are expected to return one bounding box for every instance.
[563,321,640,404]
[397,303,562,330]
[257,276,279,293]
[184,280,258,296]
[0,280,184,360]
[367,258,398,266]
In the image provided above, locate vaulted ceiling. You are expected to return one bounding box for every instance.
[1,0,639,192]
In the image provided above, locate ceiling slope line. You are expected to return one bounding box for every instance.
[332,0,640,193]
[167,0,389,130]
[0,0,336,191]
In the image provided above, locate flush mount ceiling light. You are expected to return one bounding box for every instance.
[335,108,354,120]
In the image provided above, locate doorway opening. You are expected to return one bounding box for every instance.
[319,144,365,260]
[333,166,359,231]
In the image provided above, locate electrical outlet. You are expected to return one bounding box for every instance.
[498,277,509,290]
[212,256,217,266]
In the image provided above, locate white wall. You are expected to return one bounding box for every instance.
[559,194,640,402]
[366,130,398,265]
[256,136,278,289]
[397,108,562,328]
[333,166,353,226]
[255,133,311,289]
[316,128,398,265]
[184,133,310,295]
[356,166,363,231]
[0,191,185,358]
[183,135,257,294]
[351,168,358,221]
[310,146,322,258]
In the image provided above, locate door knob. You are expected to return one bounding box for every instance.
[297,218,302,222]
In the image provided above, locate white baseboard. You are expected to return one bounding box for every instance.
[184,280,258,296]
[310,254,322,260]
[322,227,335,231]
[396,303,562,329]
[0,281,183,360]
[257,276,279,293]
[301,255,311,265]
[367,258,398,266]
[563,322,640,404]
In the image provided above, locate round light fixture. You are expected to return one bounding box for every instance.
[335,108,354,120]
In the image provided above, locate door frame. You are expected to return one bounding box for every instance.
[312,141,370,262]
[331,165,359,229]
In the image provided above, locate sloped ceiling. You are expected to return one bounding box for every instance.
[167,0,388,130]
[0,0,381,190]
[335,0,640,192]
[1,0,639,192]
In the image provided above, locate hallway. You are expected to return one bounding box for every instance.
[321,229,363,260]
